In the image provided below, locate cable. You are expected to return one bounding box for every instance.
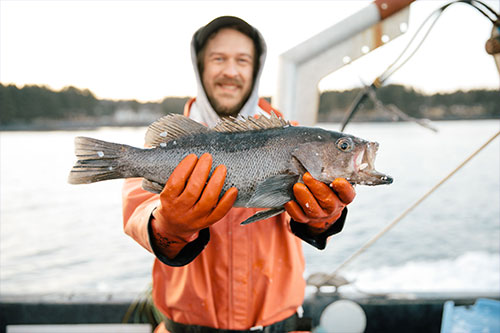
[341,2,446,132]
[470,0,500,22]
[378,5,444,84]
[379,0,499,84]
[340,0,499,132]
[472,0,499,16]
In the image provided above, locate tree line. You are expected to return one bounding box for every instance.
[0,84,189,128]
[0,83,498,128]
[318,85,499,122]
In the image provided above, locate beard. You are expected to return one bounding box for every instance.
[206,77,252,118]
[209,95,249,118]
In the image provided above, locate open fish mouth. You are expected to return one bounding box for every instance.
[350,142,393,185]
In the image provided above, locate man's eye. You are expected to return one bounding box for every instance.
[237,58,251,65]
[212,57,224,62]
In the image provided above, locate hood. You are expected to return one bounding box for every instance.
[189,18,267,127]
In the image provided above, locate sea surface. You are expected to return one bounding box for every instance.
[1,119,499,298]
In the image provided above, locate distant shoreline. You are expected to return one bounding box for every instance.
[2,84,498,130]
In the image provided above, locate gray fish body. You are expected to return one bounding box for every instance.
[69,114,392,224]
[125,127,331,207]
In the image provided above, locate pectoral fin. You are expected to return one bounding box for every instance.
[246,174,298,208]
[240,207,286,225]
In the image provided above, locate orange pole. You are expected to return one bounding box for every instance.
[375,0,415,20]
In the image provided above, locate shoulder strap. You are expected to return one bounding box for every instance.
[183,97,196,117]
[258,98,283,118]
[258,98,298,125]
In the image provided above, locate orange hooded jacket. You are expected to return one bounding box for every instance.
[122,99,347,332]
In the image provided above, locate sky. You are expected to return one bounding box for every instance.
[1,0,499,102]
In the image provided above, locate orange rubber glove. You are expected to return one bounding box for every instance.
[150,153,238,258]
[284,172,355,235]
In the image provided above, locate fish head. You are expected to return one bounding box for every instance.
[292,131,393,186]
[340,138,393,185]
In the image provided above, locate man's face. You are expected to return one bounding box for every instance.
[202,28,255,117]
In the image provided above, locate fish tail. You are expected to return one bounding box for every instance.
[68,136,130,184]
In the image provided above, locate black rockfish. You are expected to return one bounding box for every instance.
[68,113,392,224]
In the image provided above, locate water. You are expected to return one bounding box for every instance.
[1,120,499,298]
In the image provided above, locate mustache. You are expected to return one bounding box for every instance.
[214,77,243,87]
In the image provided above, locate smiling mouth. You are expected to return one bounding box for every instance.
[217,83,240,92]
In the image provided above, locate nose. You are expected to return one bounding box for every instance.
[222,59,239,77]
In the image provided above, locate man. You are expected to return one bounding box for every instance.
[122,16,355,332]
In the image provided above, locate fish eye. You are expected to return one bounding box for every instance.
[336,137,354,152]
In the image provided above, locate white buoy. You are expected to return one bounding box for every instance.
[315,299,367,333]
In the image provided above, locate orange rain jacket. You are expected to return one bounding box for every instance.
[122,98,347,331]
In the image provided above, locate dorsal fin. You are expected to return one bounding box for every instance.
[213,112,290,133]
[145,114,210,147]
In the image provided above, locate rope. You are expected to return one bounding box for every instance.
[378,0,499,85]
[328,130,500,278]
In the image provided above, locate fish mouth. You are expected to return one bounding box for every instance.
[350,142,393,185]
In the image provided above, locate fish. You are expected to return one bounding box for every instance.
[68,113,393,225]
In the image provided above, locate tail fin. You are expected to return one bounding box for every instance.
[68,136,128,184]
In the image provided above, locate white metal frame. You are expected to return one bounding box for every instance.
[274,2,411,125]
